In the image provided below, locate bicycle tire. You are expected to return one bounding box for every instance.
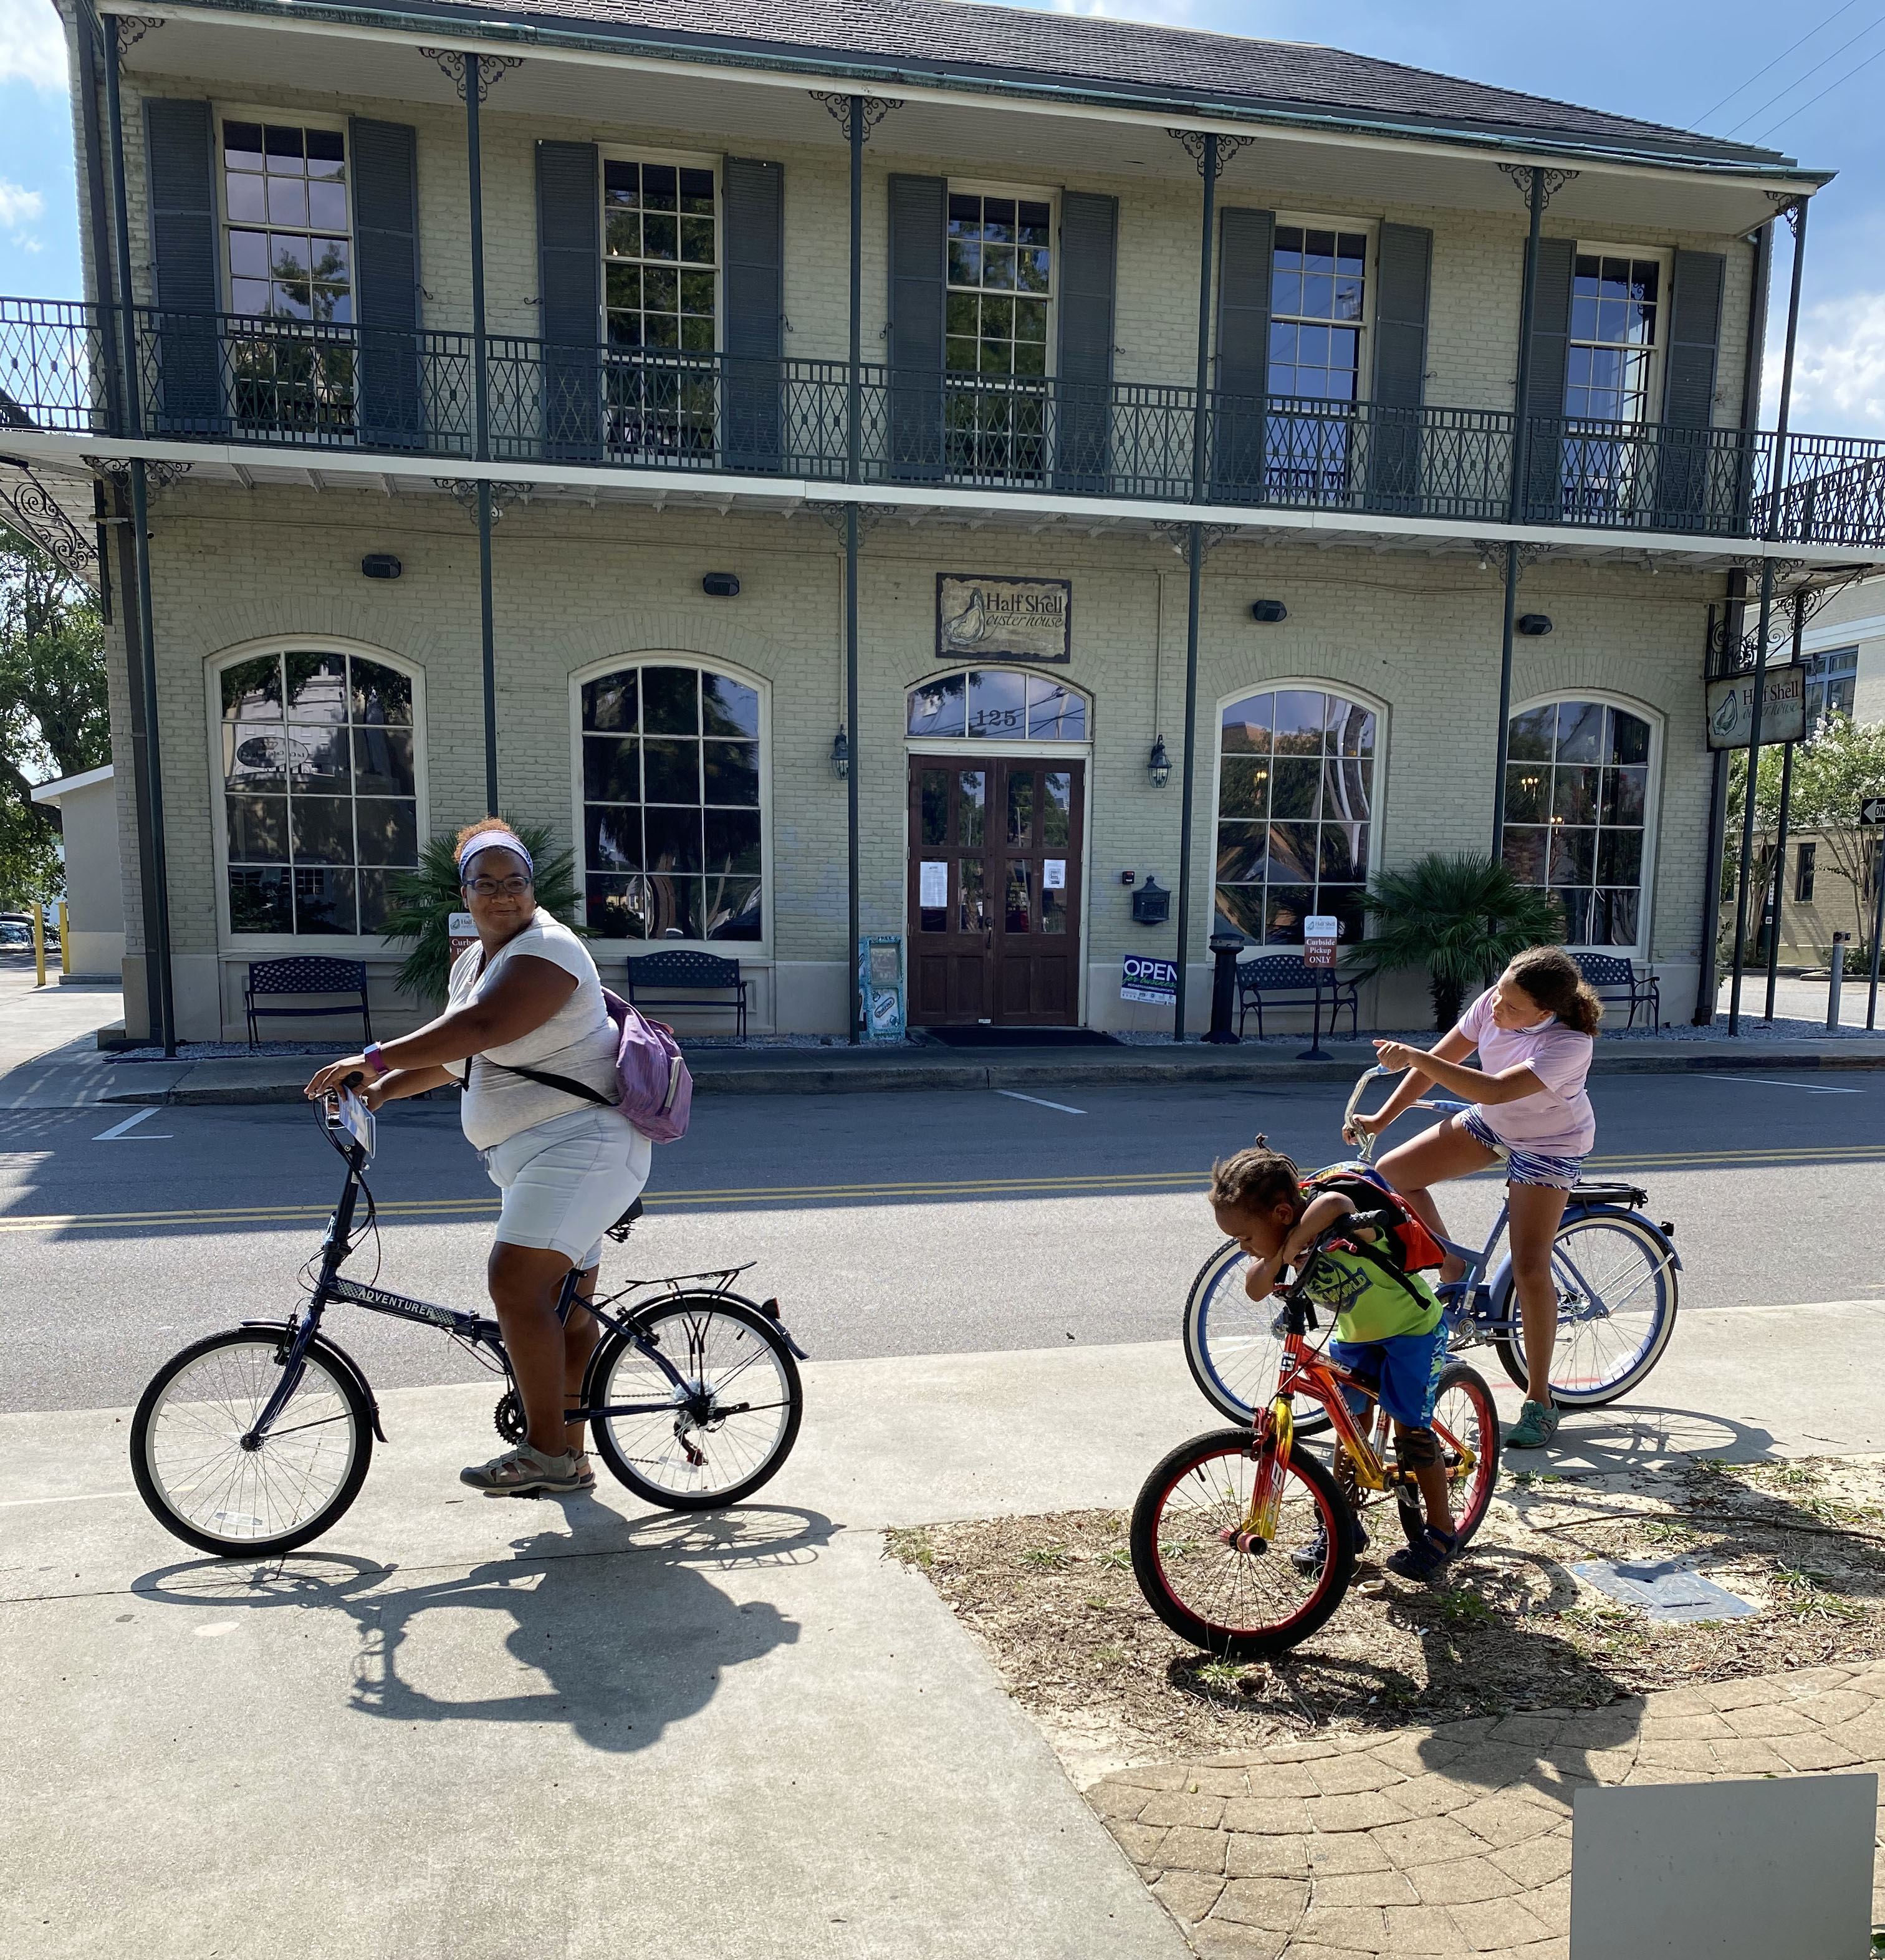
[1182,1239,1333,1437]
[1494,1211,1679,1408]
[1131,1428,1355,1660]
[1395,1362,1500,1554]
[130,1327,372,1557]
[586,1295,802,1511]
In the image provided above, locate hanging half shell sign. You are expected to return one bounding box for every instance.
[937,574,1072,663]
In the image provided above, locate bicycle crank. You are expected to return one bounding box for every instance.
[494,1390,526,1443]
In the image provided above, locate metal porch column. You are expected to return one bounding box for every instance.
[465,53,499,814]
[845,96,864,1043]
[1172,130,1218,1042]
[1763,592,1806,1019]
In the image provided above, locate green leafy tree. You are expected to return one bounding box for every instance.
[378,820,582,1006]
[0,524,109,908]
[1354,852,1562,1030]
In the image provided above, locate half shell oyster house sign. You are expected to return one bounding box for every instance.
[937,574,1072,664]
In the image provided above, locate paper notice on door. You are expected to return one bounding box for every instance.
[919,860,948,908]
[1043,859,1066,890]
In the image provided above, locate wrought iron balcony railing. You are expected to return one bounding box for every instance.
[2,296,1881,550]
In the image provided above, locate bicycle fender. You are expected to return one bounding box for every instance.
[1560,1204,1684,1272]
[629,1289,810,1363]
[241,1320,387,1443]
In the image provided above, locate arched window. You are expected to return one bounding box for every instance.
[906,670,1088,742]
[1214,686,1376,947]
[578,659,763,942]
[1501,698,1653,948]
[216,646,420,936]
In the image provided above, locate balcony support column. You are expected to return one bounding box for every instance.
[1763,591,1806,1019]
[463,52,500,814]
[1490,166,1545,865]
[127,458,177,1058]
[847,96,863,1044]
[1173,130,1219,1042]
[1729,198,1808,1036]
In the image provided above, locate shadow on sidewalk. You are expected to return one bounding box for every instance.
[130,1504,835,1753]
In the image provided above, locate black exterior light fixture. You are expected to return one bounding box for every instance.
[1250,599,1288,623]
[1517,614,1553,637]
[702,571,741,598]
[360,553,401,580]
[1147,734,1171,789]
[830,726,850,781]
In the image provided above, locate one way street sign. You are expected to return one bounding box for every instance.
[1862,799,1885,827]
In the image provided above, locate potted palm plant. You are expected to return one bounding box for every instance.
[379,820,582,1006]
[1353,852,1561,1030]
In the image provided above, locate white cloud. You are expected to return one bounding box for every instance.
[1775,293,1885,440]
[0,0,70,91]
[0,181,46,229]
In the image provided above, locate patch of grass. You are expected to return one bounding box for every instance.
[1094,1546,1132,1572]
[1192,1659,1244,1689]
[1641,1520,1696,1546]
[1773,1565,1866,1623]
[1753,1462,1819,1489]
[1095,1642,1126,1666]
[1019,1543,1071,1570]
[885,1526,933,1569]
[1435,1587,1497,1629]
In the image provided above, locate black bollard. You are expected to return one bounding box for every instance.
[1205,928,1245,1044]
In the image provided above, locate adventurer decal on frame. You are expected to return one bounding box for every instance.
[936,574,1072,664]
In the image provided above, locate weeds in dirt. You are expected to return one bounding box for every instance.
[886,1526,934,1568]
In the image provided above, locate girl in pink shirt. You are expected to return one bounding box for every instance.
[1346,946,1603,1450]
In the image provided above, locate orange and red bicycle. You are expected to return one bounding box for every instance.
[1131,1214,1500,1657]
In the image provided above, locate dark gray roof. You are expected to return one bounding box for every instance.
[413,0,1796,168]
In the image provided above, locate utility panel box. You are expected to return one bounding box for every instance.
[1131,877,1170,926]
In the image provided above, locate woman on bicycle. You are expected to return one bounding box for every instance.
[1346,945,1601,1451]
[305,819,643,1496]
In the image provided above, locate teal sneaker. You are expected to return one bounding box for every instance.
[1507,1398,1560,1449]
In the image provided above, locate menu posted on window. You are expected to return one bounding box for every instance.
[1304,915,1339,971]
[919,861,948,909]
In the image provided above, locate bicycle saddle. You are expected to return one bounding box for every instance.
[604,1196,645,1243]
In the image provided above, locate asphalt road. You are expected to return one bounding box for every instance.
[2,1069,1881,1413]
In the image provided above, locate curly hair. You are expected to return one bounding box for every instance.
[453,819,530,878]
[1504,945,1603,1037]
[1208,1136,1305,1219]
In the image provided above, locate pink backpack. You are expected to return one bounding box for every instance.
[489,986,693,1143]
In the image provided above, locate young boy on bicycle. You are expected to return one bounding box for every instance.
[1210,1138,1457,1581]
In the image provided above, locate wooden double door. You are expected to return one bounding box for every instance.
[907,755,1085,1026]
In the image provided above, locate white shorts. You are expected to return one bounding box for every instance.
[482,1105,651,1271]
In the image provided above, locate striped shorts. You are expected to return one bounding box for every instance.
[1459,1107,1585,1190]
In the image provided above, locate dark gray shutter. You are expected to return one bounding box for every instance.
[888,173,946,479]
[350,118,422,449]
[1211,206,1273,498]
[536,140,600,459]
[1657,249,1727,531]
[143,97,220,431]
[722,156,784,472]
[1367,222,1432,512]
[1520,235,1575,521]
[1053,190,1116,492]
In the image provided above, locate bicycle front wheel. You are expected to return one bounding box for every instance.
[1131,1429,1355,1659]
[1495,1212,1678,1407]
[1182,1239,1333,1436]
[130,1328,372,1556]
[587,1296,802,1511]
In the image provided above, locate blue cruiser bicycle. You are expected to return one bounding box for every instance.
[1183,1064,1680,1433]
[130,1086,807,1557]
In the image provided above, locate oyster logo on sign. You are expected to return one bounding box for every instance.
[936,574,1072,664]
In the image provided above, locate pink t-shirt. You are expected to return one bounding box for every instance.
[1453,987,1596,1156]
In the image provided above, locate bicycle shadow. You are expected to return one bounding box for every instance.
[129,1504,834,1754]
[1522,1401,1785,1480]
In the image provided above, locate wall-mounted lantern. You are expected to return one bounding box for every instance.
[830,726,850,781]
[1147,734,1171,789]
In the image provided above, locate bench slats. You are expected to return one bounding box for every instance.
[625,949,749,1040]
[1234,955,1360,1040]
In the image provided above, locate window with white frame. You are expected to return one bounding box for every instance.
[1267,224,1369,403]
[906,671,1088,742]
[1501,699,1654,948]
[601,158,717,457]
[579,661,762,942]
[218,647,419,936]
[1805,647,1859,733]
[1566,251,1665,425]
[222,120,352,322]
[1214,686,1376,949]
[945,187,1053,480]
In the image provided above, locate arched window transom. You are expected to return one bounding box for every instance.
[907,670,1088,742]
[1214,687,1376,948]
[580,661,762,942]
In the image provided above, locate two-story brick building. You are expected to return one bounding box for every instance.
[5,0,1881,1044]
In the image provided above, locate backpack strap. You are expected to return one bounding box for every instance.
[475,1054,618,1108]
[1322,1228,1441,1315]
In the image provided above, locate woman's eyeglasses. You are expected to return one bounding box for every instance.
[466,875,532,898]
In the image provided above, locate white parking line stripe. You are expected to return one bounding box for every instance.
[994,1090,1087,1115]
[1704,1076,1861,1094]
[92,1107,174,1140]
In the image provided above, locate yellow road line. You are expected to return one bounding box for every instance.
[2,1144,1881,1234]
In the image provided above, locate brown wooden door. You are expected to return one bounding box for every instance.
[908,756,1083,1026]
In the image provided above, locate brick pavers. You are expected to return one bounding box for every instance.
[1089,1660,1885,1958]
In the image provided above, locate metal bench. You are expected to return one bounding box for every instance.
[1235,954,1361,1041]
[625,949,749,1039]
[244,956,373,1050]
[1571,951,1660,1030]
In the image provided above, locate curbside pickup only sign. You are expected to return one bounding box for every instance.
[1121,956,1178,1006]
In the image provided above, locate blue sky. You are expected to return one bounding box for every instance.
[3,0,1883,430]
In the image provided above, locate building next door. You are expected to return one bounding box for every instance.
[907,757,1085,1025]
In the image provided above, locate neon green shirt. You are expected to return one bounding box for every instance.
[1302,1243,1443,1345]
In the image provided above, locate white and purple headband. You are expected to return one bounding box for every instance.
[458,830,534,881]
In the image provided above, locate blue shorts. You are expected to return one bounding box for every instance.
[1459,1108,1585,1190]
[1328,1322,1447,1431]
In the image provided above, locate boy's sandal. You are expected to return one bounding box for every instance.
[1385,1525,1458,1582]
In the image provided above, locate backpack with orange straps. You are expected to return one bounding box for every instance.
[1300,1161,1447,1281]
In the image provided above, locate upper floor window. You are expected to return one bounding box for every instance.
[946,191,1053,379]
[907,671,1088,742]
[1215,687,1376,949]
[603,160,717,354]
[219,647,419,936]
[223,121,351,322]
[1566,252,1663,425]
[580,660,762,943]
[1267,226,1368,402]
[1806,647,1858,733]
[1501,699,1652,948]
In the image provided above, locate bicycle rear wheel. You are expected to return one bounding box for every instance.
[1131,1428,1355,1659]
[1495,1211,1678,1407]
[1182,1240,1333,1436]
[130,1328,371,1556]
[586,1295,802,1511]
[1396,1362,1500,1553]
